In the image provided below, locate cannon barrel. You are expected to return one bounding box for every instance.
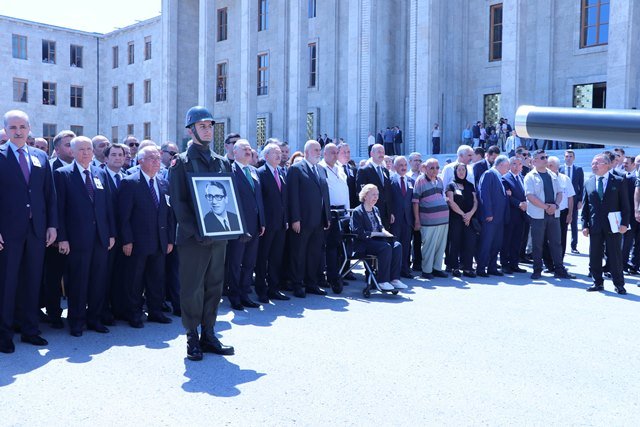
[514,105,640,147]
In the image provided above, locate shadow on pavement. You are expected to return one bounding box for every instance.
[181,358,265,397]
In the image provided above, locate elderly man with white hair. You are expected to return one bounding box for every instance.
[440,145,474,189]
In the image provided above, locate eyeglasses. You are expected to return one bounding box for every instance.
[428,166,440,170]
[205,194,225,201]
[522,153,530,157]
[128,142,140,147]
[163,150,177,156]
[538,156,548,160]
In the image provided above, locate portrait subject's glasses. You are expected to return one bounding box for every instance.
[205,194,225,201]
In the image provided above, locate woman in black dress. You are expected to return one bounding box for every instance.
[445,163,478,277]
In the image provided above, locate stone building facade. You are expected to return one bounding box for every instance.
[2,0,638,156]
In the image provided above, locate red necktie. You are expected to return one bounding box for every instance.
[401,176,406,196]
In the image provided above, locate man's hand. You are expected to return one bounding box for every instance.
[486,216,493,222]
[620,225,628,234]
[582,228,589,237]
[259,226,265,237]
[390,214,395,224]
[122,243,133,256]
[566,212,573,224]
[45,228,57,247]
[167,243,174,254]
[0,233,4,251]
[292,221,301,234]
[545,205,556,215]
[635,211,640,223]
[58,241,70,255]
[414,221,421,231]
[519,201,527,211]
[108,237,115,250]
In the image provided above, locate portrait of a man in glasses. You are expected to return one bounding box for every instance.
[203,181,240,233]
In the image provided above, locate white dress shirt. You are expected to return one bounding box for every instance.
[319,159,350,208]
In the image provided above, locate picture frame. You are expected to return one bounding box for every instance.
[188,172,246,240]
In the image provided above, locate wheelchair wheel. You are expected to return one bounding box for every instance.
[391,290,399,295]
[332,278,343,294]
[363,288,371,298]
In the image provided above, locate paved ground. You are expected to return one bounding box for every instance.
[1,235,639,426]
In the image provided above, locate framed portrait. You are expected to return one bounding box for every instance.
[188,173,246,240]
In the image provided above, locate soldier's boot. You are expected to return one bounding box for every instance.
[186,330,203,361]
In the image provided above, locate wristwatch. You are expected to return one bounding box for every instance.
[554,203,559,209]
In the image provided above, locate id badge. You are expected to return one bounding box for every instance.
[31,156,42,168]
[94,177,104,190]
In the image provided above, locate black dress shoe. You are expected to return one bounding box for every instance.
[586,284,604,292]
[186,331,203,361]
[147,313,172,324]
[421,272,434,279]
[161,302,172,313]
[293,288,306,298]
[571,248,580,254]
[50,318,64,329]
[400,272,414,279]
[269,291,290,301]
[451,269,462,277]
[432,270,448,278]
[240,298,261,308]
[343,272,357,281]
[0,340,15,354]
[230,301,245,311]
[615,286,627,294]
[477,271,489,278]
[70,330,83,337]
[101,316,115,327]
[88,323,110,333]
[129,319,144,329]
[257,295,270,304]
[512,267,527,273]
[200,337,234,356]
[462,270,476,278]
[305,285,327,296]
[520,256,533,265]
[530,271,542,280]
[554,271,576,279]
[172,308,181,317]
[488,270,504,276]
[21,334,48,346]
[38,309,49,323]
[501,268,514,274]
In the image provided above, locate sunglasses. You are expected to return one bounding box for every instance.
[522,153,530,157]
[205,194,225,201]
[129,142,140,147]
[163,150,177,156]
[428,166,440,170]
[537,156,548,160]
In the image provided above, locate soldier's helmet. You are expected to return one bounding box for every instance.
[185,106,215,128]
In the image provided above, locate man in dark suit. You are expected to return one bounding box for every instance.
[123,135,139,169]
[356,144,394,229]
[118,146,176,327]
[560,149,584,254]
[226,140,265,310]
[337,142,359,210]
[501,157,528,274]
[203,182,240,233]
[390,156,415,278]
[473,145,501,188]
[621,156,639,272]
[0,110,57,353]
[393,127,403,156]
[54,136,116,337]
[42,130,75,329]
[287,140,331,298]
[255,143,290,303]
[583,154,630,294]
[476,155,510,277]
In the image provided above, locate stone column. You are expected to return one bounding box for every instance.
[161,0,180,145]
[198,0,215,109]
[284,0,308,151]
[500,0,525,121]
[239,0,257,143]
[607,0,640,109]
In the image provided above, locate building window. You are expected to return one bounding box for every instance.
[258,0,268,31]
[13,78,28,103]
[127,124,135,136]
[144,122,151,140]
[483,93,501,128]
[144,79,151,103]
[573,82,607,108]
[257,53,269,96]
[42,40,56,64]
[70,125,84,136]
[12,35,27,59]
[581,0,609,48]
[70,86,83,108]
[308,42,317,88]
[144,36,152,60]
[128,83,134,106]
[306,112,314,140]
[112,46,119,68]
[308,0,316,18]
[256,117,267,149]
[217,8,228,41]
[70,45,83,67]
[128,41,135,64]
[216,62,228,102]
[43,124,57,145]
[489,4,502,61]
[112,86,118,108]
[42,82,57,105]
[112,126,119,144]
[213,122,226,155]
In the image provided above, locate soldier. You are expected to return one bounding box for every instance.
[168,106,234,361]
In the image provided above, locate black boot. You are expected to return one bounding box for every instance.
[186,330,203,361]
[200,331,234,356]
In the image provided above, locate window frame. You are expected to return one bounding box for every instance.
[258,0,268,31]
[13,78,28,103]
[70,44,83,68]
[216,62,228,102]
[127,124,135,136]
[144,36,152,60]
[257,53,269,96]
[12,34,27,60]
[489,3,503,62]
[128,41,135,65]
[112,126,119,144]
[42,82,57,106]
[42,39,56,64]
[580,0,609,48]
[70,85,83,108]
[70,125,84,137]
[112,45,119,68]
[112,86,119,109]
[127,83,135,106]
[143,122,151,140]
[144,79,151,103]
[217,8,228,41]
[308,0,316,18]
[308,42,317,88]
[43,123,57,145]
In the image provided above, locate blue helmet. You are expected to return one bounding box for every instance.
[185,106,215,128]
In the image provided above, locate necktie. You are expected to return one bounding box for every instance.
[401,176,407,196]
[149,177,159,208]
[84,170,94,201]
[115,173,121,188]
[343,164,350,177]
[17,148,30,183]
[312,165,319,178]
[597,176,604,200]
[567,166,572,179]
[274,168,282,191]
[377,166,384,183]
[223,219,230,231]
[244,166,255,191]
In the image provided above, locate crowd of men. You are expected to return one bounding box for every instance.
[0,106,636,361]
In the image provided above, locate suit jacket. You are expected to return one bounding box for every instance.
[582,172,630,233]
[341,162,359,209]
[0,144,57,240]
[287,160,330,229]
[204,211,240,232]
[118,171,175,256]
[258,164,288,230]
[472,159,490,187]
[168,144,231,244]
[478,168,509,224]
[54,163,115,250]
[559,165,584,204]
[390,174,415,228]
[355,162,393,222]
[502,172,526,223]
[231,162,265,235]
